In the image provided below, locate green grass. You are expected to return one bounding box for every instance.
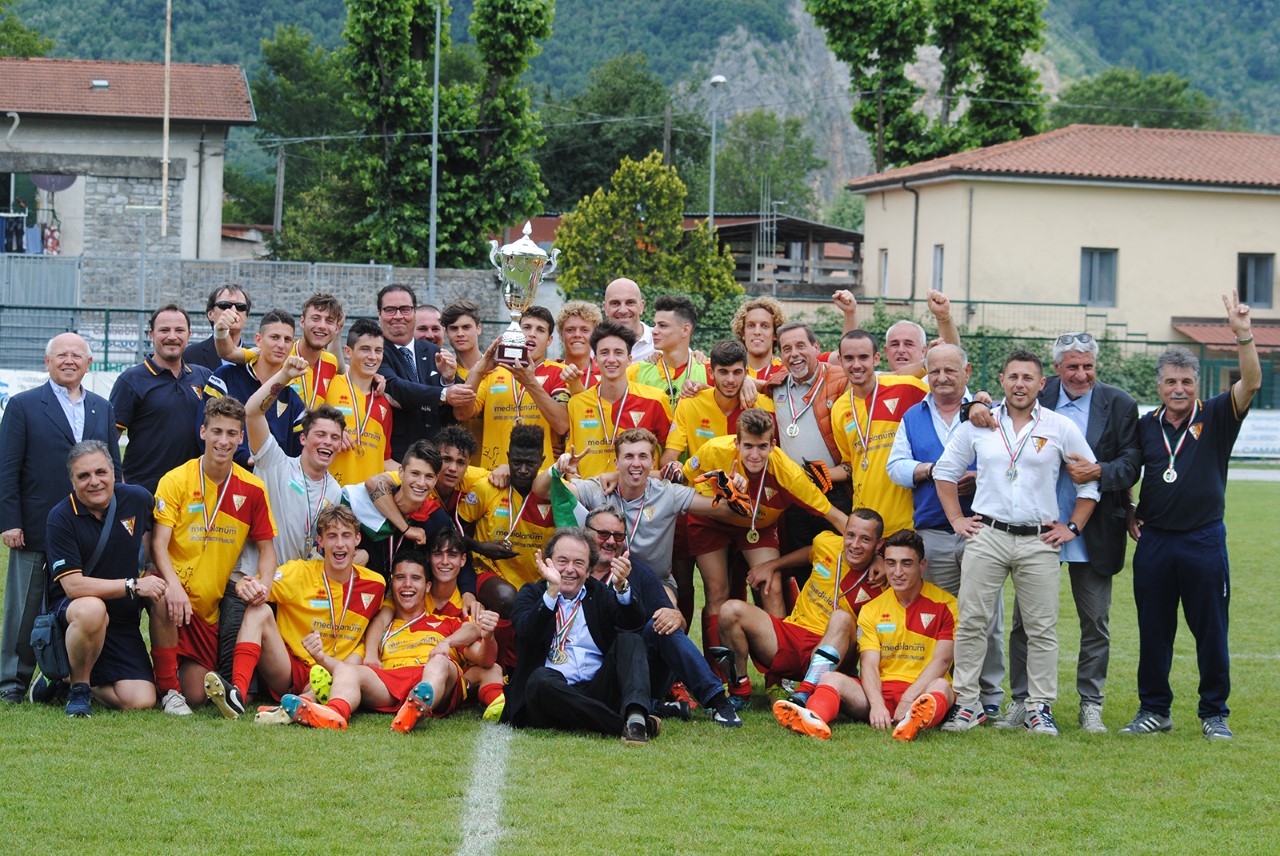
[3,483,1279,854]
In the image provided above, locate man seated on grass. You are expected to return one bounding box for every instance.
[718,509,884,711]
[204,504,385,719]
[34,441,165,716]
[773,529,957,741]
[274,537,504,731]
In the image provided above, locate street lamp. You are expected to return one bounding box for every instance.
[427,0,442,305]
[708,74,726,231]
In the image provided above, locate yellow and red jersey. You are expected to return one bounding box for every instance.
[379,610,469,670]
[567,383,673,478]
[323,374,394,487]
[749,357,785,381]
[473,361,569,469]
[857,582,958,685]
[155,459,277,623]
[683,434,830,531]
[830,375,928,534]
[667,387,775,459]
[234,344,339,410]
[785,532,885,635]
[270,559,386,666]
[457,480,555,586]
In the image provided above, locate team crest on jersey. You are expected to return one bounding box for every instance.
[920,613,935,629]
[1031,436,1048,452]
[630,411,645,426]
[643,507,655,521]
[361,593,374,609]
[764,487,777,500]
[120,517,136,536]
[378,404,387,420]
[276,401,287,418]
[538,503,551,518]
[1189,423,1203,440]
[883,397,898,415]
[464,491,478,505]
[689,456,699,469]
[233,495,246,510]
[155,498,166,512]
[536,376,548,386]
[190,385,201,397]
[854,588,871,604]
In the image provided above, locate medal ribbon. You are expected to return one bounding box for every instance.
[379,611,426,657]
[321,570,358,655]
[846,379,880,457]
[197,456,232,533]
[293,343,323,409]
[597,383,631,446]
[550,594,584,658]
[747,460,769,531]
[785,373,826,432]
[659,357,689,407]
[300,473,327,559]
[996,403,1041,474]
[624,493,648,549]
[1157,399,1200,475]
[345,372,376,447]
[505,485,534,542]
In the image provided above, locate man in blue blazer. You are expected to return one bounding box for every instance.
[0,333,120,702]
[374,284,474,459]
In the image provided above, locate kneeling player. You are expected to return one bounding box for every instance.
[206,504,385,718]
[773,529,957,741]
[282,537,503,730]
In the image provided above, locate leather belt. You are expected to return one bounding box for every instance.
[978,515,1050,537]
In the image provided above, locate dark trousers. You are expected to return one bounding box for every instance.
[782,484,851,579]
[525,632,649,736]
[643,621,723,708]
[217,577,248,683]
[1132,524,1231,719]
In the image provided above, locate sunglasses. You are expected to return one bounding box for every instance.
[215,301,249,312]
[1056,332,1094,346]
[588,526,626,543]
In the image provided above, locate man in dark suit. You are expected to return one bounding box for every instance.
[0,333,121,702]
[1004,332,1141,733]
[374,284,474,459]
[184,284,251,372]
[500,528,659,744]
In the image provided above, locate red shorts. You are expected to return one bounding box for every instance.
[367,663,466,716]
[687,514,780,555]
[175,616,220,672]
[752,614,822,683]
[872,679,913,710]
[267,651,314,702]
[672,513,692,561]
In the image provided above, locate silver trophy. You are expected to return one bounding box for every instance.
[488,221,560,365]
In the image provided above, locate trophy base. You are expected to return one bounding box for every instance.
[496,332,532,367]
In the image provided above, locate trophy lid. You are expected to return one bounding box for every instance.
[496,221,547,259]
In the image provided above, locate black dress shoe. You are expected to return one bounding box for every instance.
[621,719,649,745]
[653,699,691,721]
[0,689,24,704]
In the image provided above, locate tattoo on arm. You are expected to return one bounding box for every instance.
[259,383,285,412]
[369,483,390,502]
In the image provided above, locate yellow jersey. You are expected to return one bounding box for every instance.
[566,383,673,478]
[667,387,774,459]
[857,582,958,685]
[683,435,830,531]
[473,361,569,469]
[785,532,885,635]
[323,373,394,487]
[270,559,386,666]
[457,480,556,586]
[379,610,469,670]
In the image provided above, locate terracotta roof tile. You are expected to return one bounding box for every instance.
[847,125,1280,192]
[0,57,254,125]
[1174,321,1280,351]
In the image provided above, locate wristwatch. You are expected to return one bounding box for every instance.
[1066,522,1081,536]
[439,385,450,403]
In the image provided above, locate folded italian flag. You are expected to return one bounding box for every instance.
[341,483,395,540]
[551,470,587,528]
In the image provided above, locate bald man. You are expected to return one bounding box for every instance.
[602,278,655,360]
[1,333,121,702]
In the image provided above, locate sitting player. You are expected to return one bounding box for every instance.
[773,529,957,741]
[277,536,504,731]
[718,509,884,711]
[205,504,385,718]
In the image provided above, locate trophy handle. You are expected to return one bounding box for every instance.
[488,239,502,271]
[545,248,560,276]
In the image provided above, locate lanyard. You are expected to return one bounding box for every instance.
[504,486,534,544]
[784,373,825,433]
[995,403,1041,481]
[344,373,375,451]
[1157,399,1200,481]
[846,380,879,469]
[321,570,357,655]
[379,611,426,657]
[300,472,327,559]
[596,383,631,446]
[294,343,323,409]
[196,457,231,533]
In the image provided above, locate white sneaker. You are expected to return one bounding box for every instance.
[161,688,193,716]
[1023,702,1060,735]
[995,700,1028,730]
[1079,703,1107,734]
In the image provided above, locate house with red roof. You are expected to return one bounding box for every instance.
[845,124,1280,349]
[0,57,255,259]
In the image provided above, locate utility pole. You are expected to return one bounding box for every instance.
[273,145,285,235]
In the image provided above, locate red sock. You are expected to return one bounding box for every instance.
[794,680,816,697]
[152,647,179,694]
[926,692,949,729]
[327,698,352,722]
[807,683,841,723]
[704,612,721,650]
[493,619,517,671]
[729,677,752,698]
[478,682,504,708]
[232,642,262,697]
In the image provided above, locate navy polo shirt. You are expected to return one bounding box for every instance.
[110,357,211,493]
[45,483,154,620]
[1135,391,1245,532]
[205,360,305,467]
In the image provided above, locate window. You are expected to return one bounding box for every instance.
[879,249,889,296]
[1238,253,1274,308]
[931,244,945,292]
[1079,248,1117,307]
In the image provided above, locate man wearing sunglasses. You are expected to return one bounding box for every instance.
[185,284,252,372]
[1000,331,1141,734]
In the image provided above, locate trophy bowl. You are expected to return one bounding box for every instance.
[488,221,560,366]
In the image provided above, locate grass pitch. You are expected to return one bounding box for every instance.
[2,482,1278,854]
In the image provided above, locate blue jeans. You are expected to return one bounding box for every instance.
[643,620,723,707]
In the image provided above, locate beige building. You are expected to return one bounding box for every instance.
[846,124,1280,347]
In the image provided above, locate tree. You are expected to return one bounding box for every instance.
[0,3,52,57]
[332,0,553,267]
[538,53,708,212]
[555,151,740,320]
[805,0,1046,170]
[1048,68,1233,130]
[708,109,826,216]
[823,190,864,231]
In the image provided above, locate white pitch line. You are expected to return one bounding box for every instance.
[458,723,514,856]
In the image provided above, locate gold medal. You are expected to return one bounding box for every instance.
[746,529,760,544]
[549,648,568,665]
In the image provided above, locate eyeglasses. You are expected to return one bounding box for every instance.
[215,301,249,312]
[380,305,416,316]
[588,526,626,543]
[1055,332,1094,346]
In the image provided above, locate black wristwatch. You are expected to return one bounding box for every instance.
[1066,522,1081,536]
